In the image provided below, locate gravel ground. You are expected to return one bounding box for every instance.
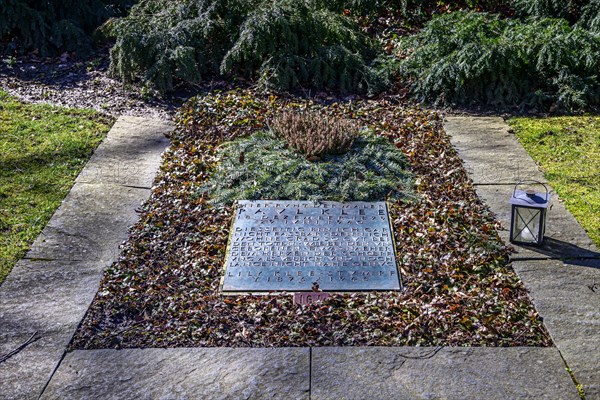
[0,51,182,120]
[0,52,507,121]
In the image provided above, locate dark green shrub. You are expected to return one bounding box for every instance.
[577,0,600,31]
[221,0,385,93]
[201,130,413,206]
[0,0,132,57]
[512,0,580,21]
[400,11,600,111]
[103,0,389,93]
[513,0,600,28]
[105,0,256,91]
[342,0,510,24]
[511,0,600,30]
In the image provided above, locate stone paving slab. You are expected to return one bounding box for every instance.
[311,347,578,400]
[474,184,599,259]
[76,117,172,188]
[0,260,106,400]
[41,348,310,400]
[0,330,75,400]
[444,117,548,184]
[25,183,150,263]
[512,259,600,398]
[0,260,103,335]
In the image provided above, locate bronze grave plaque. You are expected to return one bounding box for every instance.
[221,200,400,293]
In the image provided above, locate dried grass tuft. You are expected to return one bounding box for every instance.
[271,110,357,159]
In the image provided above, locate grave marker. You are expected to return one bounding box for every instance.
[221,200,401,293]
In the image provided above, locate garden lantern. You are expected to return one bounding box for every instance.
[509,181,550,246]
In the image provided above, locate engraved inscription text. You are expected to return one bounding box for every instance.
[221,200,400,292]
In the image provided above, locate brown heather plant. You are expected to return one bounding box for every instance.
[271,110,357,159]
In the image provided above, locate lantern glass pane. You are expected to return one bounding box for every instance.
[541,209,546,238]
[513,207,541,243]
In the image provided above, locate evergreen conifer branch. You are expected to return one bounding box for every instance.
[400,11,600,111]
[201,130,414,206]
[0,0,131,57]
[98,0,390,93]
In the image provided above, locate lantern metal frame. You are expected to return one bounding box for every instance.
[509,180,550,246]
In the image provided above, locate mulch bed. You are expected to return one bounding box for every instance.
[71,89,551,349]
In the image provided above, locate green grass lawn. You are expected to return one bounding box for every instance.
[509,116,600,248]
[0,90,113,285]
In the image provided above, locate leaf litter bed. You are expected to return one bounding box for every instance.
[72,89,551,349]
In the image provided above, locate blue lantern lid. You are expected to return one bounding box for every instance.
[510,189,550,208]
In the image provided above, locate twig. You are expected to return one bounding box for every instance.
[114,320,146,336]
[580,195,596,212]
[589,278,598,293]
[0,331,39,364]
[99,321,147,348]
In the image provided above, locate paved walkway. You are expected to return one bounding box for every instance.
[0,116,598,399]
[445,117,600,399]
[0,117,172,399]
